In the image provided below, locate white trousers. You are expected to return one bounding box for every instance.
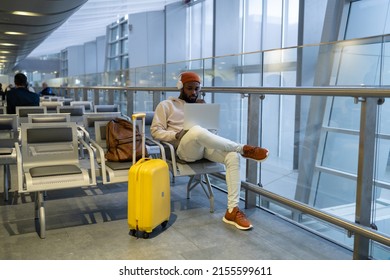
[176,125,243,210]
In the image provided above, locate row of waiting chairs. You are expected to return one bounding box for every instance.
[44,102,119,113]
[0,112,123,238]
[0,103,119,115]
[1,111,225,238]
[0,104,120,128]
[40,96,73,103]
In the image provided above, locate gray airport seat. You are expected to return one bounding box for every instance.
[161,141,226,213]
[57,105,85,124]
[89,121,133,184]
[47,97,63,102]
[81,112,122,141]
[94,104,120,113]
[28,113,71,123]
[15,122,96,238]
[40,101,64,113]
[61,98,74,106]
[89,117,161,185]
[0,115,19,201]
[78,112,122,160]
[16,106,47,124]
[70,101,94,112]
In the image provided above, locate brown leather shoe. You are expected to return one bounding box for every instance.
[242,145,269,162]
[222,207,253,230]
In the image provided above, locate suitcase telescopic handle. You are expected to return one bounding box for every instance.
[132,113,146,164]
[132,112,146,120]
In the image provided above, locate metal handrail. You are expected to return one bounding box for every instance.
[242,181,390,247]
[56,85,390,98]
[208,171,390,248]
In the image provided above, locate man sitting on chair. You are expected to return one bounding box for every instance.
[150,71,269,231]
[6,73,40,114]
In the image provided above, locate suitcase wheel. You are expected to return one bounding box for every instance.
[129,229,150,239]
[161,220,168,229]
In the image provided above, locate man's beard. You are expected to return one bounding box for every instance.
[179,92,198,103]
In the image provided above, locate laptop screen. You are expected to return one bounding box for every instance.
[183,103,220,130]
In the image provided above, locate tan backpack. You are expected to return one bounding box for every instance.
[105,117,144,162]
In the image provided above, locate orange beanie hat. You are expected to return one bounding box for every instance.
[180,72,201,84]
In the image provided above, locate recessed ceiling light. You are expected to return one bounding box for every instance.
[11,11,43,17]
[0,51,11,54]
[5,31,27,35]
[0,43,17,46]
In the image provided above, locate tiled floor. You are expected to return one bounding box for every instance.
[0,175,352,260]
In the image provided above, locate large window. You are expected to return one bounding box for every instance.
[106,17,129,74]
[307,0,390,259]
[346,0,390,39]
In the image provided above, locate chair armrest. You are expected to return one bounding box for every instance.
[89,138,107,184]
[146,137,166,161]
[79,137,97,185]
[14,142,25,192]
[77,125,90,143]
[161,141,177,173]
[121,114,131,121]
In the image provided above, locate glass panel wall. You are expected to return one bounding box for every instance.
[374,100,390,259]
[47,0,390,259]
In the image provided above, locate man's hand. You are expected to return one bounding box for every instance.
[195,98,205,103]
[175,129,188,140]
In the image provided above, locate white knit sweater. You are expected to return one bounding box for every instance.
[150,97,185,147]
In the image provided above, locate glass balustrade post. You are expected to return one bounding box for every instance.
[353,97,377,259]
[245,93,262,209]
[153,91,162,110]
[93,88,99,106]
[127,90,134,116]
[82,88,88,101]
[108,89,114,105]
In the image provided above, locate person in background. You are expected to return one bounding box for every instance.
[39,82,54,96]
[6,73,40,114]
[5,84,13,92]
[0,83,5,101]
[151,71,269,231]
[28,83,35,92]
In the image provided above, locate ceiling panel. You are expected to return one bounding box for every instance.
[0,0,88,74]
[0,0,181,74]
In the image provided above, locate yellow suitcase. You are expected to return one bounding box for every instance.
[128,113,170,238]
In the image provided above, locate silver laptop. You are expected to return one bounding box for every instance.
[183,103,220,130]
